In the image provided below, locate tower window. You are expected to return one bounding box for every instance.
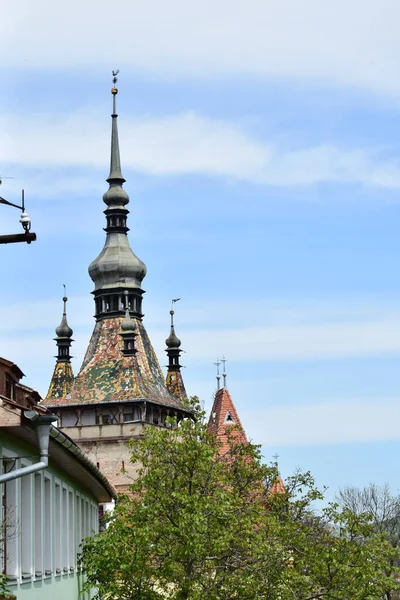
[224,411,235,424]
[5,375,14,400]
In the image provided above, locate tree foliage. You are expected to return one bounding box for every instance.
[338,483,400,599]
[81,398,399,600]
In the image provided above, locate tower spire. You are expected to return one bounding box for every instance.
[46,286,74,400]
[165,300,187,400]
[88,71,147,321]
[107,69,125,184]
[54,285,74,362]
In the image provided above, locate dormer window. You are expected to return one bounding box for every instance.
[224,411,235,424]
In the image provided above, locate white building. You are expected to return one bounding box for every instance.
[0,394,115,600]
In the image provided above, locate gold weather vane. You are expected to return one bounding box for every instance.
[111,70,120,112]
[112,69,119,90]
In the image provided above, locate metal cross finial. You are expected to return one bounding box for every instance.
[221,356,227,388]
[214,358,221,390]
[272,453,279,463]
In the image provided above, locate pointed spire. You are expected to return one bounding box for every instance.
[165,300,187,400]
[46,287,75,401]
[88,71,147,321]
[165,308,182,350]
[54,286,73,362]
[107,69,126,185]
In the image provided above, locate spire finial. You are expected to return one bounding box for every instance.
[221,356,227,389]
[165,300,187,399]
[214,358,221,390]
[107,69,125,184]
[63,283,67,315]
[111,69,119,114]
[166,299,182,349]
[54,287,74,363]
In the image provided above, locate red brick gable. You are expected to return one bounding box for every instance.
[207,388,248,454]
[207,387,285,495]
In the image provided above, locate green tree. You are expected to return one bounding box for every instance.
[338,483,400,599]
[81,398,398,600]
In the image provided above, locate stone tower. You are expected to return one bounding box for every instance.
[43,75,189,493]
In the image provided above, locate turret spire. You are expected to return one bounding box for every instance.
[46,286,74,400]
[54,285,74,362]
[165,300,187,400]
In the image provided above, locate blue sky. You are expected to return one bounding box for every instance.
[1,0,400,503]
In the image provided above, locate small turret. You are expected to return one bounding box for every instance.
[54,290,73,363]
[119,291,138,355]
[165,302,187,400]
[46,288,74,400]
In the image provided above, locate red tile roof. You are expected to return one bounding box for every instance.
[208,387,285,495]
[207,388,248,455]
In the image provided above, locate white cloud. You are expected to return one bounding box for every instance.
[162,316,400,362]
[3,295,400,365]
[2,0,400,95]
[241,398,400,446]
[2,111,400,189]
[2,294,400,397]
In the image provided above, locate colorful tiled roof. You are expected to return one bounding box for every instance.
[44,317,184,409]
[46,361,74,400]
[166,370,187,402]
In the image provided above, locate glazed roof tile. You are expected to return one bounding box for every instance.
[44,317,185,410]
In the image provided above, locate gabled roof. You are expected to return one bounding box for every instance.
[207,387,285,495]
[207,388,248,454]
[0,356,25,380]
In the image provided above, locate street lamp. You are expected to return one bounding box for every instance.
[0,189,37,244]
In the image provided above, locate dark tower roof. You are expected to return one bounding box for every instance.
[55,294,73,340]
[44,74,188,415]
[88,79,147,303]
[46,291,74,400]
[165,307,187,401]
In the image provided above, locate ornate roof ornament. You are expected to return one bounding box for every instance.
[55,287,73,340]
